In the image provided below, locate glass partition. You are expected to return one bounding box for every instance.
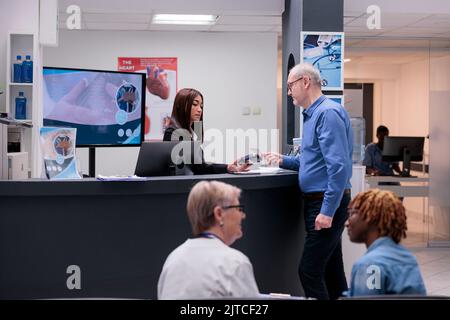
[428,39,450,246]
[345,38,432,247]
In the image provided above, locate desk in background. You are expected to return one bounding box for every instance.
[366,174,431,244]
[366,175,429,197]
[365,175,450,249]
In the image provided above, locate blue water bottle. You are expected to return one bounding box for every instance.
[13,55,22,83]
[15,91,27,119]
[350,117,365,165]
[22,55,33,83]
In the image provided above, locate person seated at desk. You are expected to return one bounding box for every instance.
[345,189,426,297]
[163,88,249,174]
[157,180,260,299]
[363,125,401,176]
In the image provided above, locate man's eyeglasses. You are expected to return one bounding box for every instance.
[287,76,304,92]
[222,204,245,212]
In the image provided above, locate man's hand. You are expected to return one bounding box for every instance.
[366,168,380,176]
[48,79,116,125]
[393,164,402,175]
[262,152,283,166]
[315,213,333,230]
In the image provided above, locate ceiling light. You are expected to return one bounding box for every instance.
[152,14,219,25]
[344,58,352,63]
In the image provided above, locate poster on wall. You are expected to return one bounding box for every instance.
[300,31,344,91]
[118,57,177,140]
[40,127,82,180]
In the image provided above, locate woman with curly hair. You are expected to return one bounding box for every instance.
[345,189,426,297]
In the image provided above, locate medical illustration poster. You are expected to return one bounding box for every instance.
[39,127,82,180]
[118,57,178,140]
[301,32,344,91]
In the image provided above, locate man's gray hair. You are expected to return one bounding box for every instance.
[289,63,322,86]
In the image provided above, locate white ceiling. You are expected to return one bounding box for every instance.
[58,0,283,33]
[344,0,450,45]
[344,11,450,39]
[57,0,450,47]
[343,0,450,64]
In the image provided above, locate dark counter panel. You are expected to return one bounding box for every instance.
[0,172,304,299]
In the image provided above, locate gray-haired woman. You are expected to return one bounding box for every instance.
[157,180,259,299]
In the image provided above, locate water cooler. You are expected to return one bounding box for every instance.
[350,117,366,165]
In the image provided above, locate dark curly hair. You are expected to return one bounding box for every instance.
[348,189,407,243]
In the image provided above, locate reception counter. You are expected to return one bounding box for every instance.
[0,171,304,299]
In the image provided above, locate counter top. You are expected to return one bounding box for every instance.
[0,170,299,196]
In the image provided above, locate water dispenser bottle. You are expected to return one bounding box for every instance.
[350,117,365,164]
[15,91,27,119]
[22,55,33,83]
[13,55,22,83]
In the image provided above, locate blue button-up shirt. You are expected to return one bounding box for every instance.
[363,143,398,176]
[348,237,426,297]
[281,95,353,217]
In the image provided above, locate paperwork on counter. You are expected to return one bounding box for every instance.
[96,175,149,181]
[231,166,284,175]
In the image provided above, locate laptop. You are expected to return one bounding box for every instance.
[134,141,202,177]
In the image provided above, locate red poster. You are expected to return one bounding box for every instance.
[118,57,177,140]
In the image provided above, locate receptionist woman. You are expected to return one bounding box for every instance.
[163,88,249,174]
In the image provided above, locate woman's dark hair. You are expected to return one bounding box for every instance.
[171,88,204,134]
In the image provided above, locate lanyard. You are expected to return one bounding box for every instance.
[197,232,225,243]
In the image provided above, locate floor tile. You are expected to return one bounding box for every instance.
[404,210,450,296]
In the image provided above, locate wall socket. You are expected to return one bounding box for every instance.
[252,106,261,115]
[242,106,251,115]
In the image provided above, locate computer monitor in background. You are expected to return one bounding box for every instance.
[134,141,202,177]
[382,136,425,177]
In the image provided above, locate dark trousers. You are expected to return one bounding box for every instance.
[299,192,350,300]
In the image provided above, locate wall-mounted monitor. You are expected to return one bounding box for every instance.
[43,67,146,147]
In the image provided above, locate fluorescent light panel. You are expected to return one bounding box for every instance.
[152,14,218,25]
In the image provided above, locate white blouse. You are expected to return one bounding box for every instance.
[157,237,260,299]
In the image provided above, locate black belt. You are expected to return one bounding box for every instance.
[302,189,351,201]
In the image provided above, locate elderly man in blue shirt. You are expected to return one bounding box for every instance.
[346,189,426,297]
[265,63,353,300]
